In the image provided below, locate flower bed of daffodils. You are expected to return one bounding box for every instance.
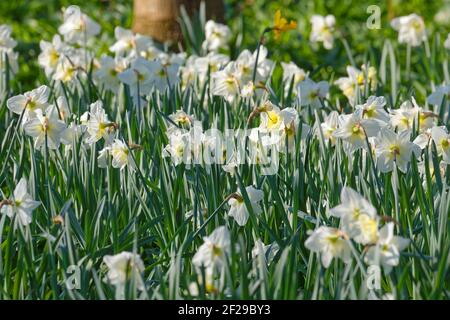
[0,6,449,299]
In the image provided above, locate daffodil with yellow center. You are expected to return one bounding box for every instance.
[329,187,379,245]
[109,68,118,78]
[266,110,282,129]
[431,127,450,164]
[389,144,401,159]
[193,226,230,269]
[85,101,115,144]
[224,76,237,90]
[356,72,365,86]
[0,177,40,226]
[374,127,420,173]
[23,107,66,150]
[343,85,355,99]
[98,122,116,138]
[284,122,296,138]
[319,25,332,38]
[357,214,379,244]
[364,104,377,118]
[305,226,351,268]
[74,17,86,32]
[49,49,60,67]
[110,139,135,171]
[350,123,365,142]
[411,19,423,32]
[308,89,319,101]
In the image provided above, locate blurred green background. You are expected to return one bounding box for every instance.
[1,0,450,91]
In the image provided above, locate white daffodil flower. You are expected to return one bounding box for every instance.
[412,98,437,132]
[305,226,351,268]
[79,111,89,125]
[53,57,79,83]
[138,43,163,61]
[58,5,100,44]
[330,187,379,245]
[310,15,336,49]
[0,25,18,78]
[7,85,50,122]
[335,65,377,106]
[319,110,339,144]
[196,52,229,74]
[228,186,264,226]
[374,127,420,173]
[241,81,256,98]
[247,128,280,167]
[417,155,446,185]
[188,267,221,296]
[356,96,389,123]
[389,101,415,132]
[333,109,381,151]
[431,126,450,164]
[109,27,136,55]
[234,49,255,83]
[109,27,154,57]
[110,139,135,171]
[179,55,198,90]
[202,20,231,52]
[251,240,279,265]
[96,146,109,169]
[55,95,71,121]
[259,106,296,131]
[427,85,450,106]
[180,55,215,91]
[298,78,329,108]
[235,46,274,84]
[94,55,128,92]
[413,128,433,150]
[118,56,159,104]
[162,124,204,168]
[192,226,230,270]
[391,14,426,47]
[85,100,115,144]
[258,105,310,152]
[1,177,40,226]
[281,61,307,96]
[162,130,189,166]
[365,222,410,274]
[280,120,311,154]
[0,25,17,51]
[0,47,18,76]
[147,53,181,92]
[23,106,67,150]
[222,153,238,176]
[211,62,240,102]
[103,251,145,289]
[60,121,83,154]
[168,110,194,130]
[38,35,64,77]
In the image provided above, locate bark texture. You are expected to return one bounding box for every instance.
[133,0,225,43]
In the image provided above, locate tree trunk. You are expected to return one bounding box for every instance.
[133,0,225,44]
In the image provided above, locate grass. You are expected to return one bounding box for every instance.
[0,1,449,300]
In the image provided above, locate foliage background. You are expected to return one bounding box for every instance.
[1,0,449,91]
